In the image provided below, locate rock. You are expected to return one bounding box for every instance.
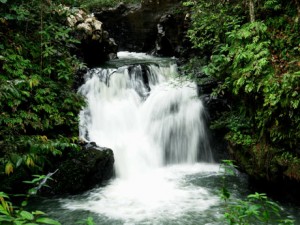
[154,16,174,56]
[94,0,185,55]
[73,66,88,90]
[193,73,230,163]
[77,22,93,36]
[153,14,182,57]
[0,142,114,196]
[93,20,102,31]
[66,8,118,67]
[40,143,114,195]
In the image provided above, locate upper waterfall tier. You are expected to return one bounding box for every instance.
[78,52,213,179]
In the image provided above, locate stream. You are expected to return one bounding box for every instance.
[33,52,300,225]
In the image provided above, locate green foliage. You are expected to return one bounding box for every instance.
[0,0,85,185]
[185,0,300,181]
[219,160,237,201]
[77,217,95,225]
[183,0,243,56]
[220,161,294,225]
[0,174,96,225]
[224,192,294,225]
[274,152,300,180]
[1,135,80,177]
[0,175,61,225]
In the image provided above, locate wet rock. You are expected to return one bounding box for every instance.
[154,14,175,56]
[41,143,114,195]
[194,73,230,163]
[195,73,230,121]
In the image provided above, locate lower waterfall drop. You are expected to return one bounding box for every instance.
[63,52,219,224]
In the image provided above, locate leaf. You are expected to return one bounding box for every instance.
[21,200,28,207]
[25,156,35,167]
[16,158,23,168]
[28,188,37,195]
[32,211,45,215]
[5,162,14,175]
[36,217,61,225]
[14,221,26,225]
[0,215,13,222]
[0,205,10,216]
[20,210,34,220]
[0,0,7,3]
[86,217,94,225]
[0,192,9,199]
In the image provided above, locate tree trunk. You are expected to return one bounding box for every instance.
[249,0,255,22]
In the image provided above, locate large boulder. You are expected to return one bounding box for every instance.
[41,142,114,195]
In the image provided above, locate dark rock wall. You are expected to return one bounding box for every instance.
[94,1,185,55]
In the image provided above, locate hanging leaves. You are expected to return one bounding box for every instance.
[5,161,14,175]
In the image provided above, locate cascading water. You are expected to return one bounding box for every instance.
[60,52,221,224]
[78,52,213,179]
[33,52,300,225]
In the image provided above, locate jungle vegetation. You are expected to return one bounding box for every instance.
[0,0,299,224]
[0,0,87,190]
[184,0,300,183]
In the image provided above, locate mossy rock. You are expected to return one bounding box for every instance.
[41,143,114,195]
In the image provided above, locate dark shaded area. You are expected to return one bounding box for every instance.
[249,177,300,206]
[81,39,118,67]
[40,142,114,195]
[94,1,188,57]
[0,143,114,196]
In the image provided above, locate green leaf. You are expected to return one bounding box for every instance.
[86,217,94,225]
[21,201,28,207]
[32,211,45,216]
[20,210,34,220]
[0,205,10,216]
[36,217,61,225]
[0,0,7,3]
[0,192,10,199]
[0,215,13,222]
[16,158,23,168]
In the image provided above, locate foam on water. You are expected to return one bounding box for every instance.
[65,52,219,224]
[63,164,220,224]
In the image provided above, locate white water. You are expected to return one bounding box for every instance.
[64,52,220,224]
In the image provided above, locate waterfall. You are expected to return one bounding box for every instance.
[78,52,213,179]
[62,52,219,224]
[33,55,300,225]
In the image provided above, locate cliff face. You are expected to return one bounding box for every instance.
[94,0,187,56]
